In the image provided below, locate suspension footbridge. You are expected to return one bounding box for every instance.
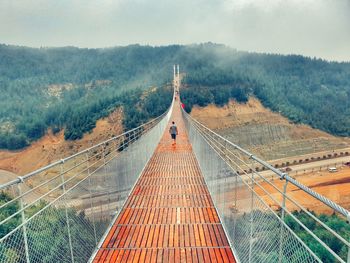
[92,95,235,262]
[0,68,349,262]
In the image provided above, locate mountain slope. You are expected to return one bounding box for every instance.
[1,43,349,151]
[190,98,350,160]
[0,107,123,176]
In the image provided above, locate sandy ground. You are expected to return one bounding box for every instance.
[257,165,350,214]
[0,169,18,185]
[191,97,289,129]
[0,108,123,181]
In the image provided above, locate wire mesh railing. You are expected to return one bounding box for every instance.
[182,109,350,263]
[0,100,173,263]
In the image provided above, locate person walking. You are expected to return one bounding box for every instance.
[169,121,178,145]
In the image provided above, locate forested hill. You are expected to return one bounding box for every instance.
[0,43,349,150]
[0,44,176,150]
[180,49,350,137]
[177,45,350,137]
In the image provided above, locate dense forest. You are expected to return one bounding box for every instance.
[285,210,350,262]
[0,43,349,150]
[233,209,349,262]
[0,44,174,150]
[0,192,97,263]
[179,45,350,137]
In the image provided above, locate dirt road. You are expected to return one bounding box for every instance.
[258,155,350,181]
[258,166,350,214]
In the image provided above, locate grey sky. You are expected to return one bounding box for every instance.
[0,0,349,61]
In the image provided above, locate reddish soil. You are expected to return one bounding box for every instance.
[257,166,350,214]
[0,108,123,178]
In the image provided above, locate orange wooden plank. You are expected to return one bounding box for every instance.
[226,248,236,263]
[163,249,169,263]
[120,249,131,262]
[191,248,199,262]
[208,224,219,247]
[163,224,169,247]
[193,224,201,247]
[157,225,164,247]
[197,248,205,262]
[140,225,150,247]
[144,249,152,263]
[156,248,164,262]
[186,248,193,263]
[152,225,160,247]
[198,222,207,247]
[135,225,146,247]
[132,249,142,263]
[174,248,181,262]
[146,225,155,248]
[220,247,230,263]
[110,250,120,263]
[202,248,211,263]
[209,248,218,263]
[150,249,158,263]
[214,247,223,262]
[139,249,147,262]
[93,101,236,262]
[115,250,124,263]
[128,249,136,263]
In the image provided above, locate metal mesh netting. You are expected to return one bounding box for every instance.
[0,104,172,263]
[183,110,349,263]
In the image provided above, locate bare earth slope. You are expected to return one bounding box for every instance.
[0,108,123,178]
[191,98,350,212]
[191,98,350,160]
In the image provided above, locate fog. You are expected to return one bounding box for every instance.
[0,0,349,61]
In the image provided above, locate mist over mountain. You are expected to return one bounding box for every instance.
[0,43,349,150]
[1,0,349,62]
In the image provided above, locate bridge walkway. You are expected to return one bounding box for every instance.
[93,101,235,262]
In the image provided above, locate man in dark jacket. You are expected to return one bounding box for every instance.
[169,121,178,145]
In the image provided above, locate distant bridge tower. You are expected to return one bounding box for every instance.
[173,64,180,93]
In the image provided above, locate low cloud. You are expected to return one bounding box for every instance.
[0,0,349,61]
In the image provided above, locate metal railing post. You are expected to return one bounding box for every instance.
[102,143,112,219]
[183,109,350,263]
[223,139,228,232]
[17,182,30,263]
[0,103,172,263]
[60,161,75,263]
[11,184,16,198]
[278,180,289,263]
[86,151,98,245]
[347,215,350,263]
[233,170,238,242]
[248,171,255,263]
[126,132,132,187]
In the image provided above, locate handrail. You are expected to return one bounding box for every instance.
[182,109,350,219]
[0,88,175,263]
[182,106,350,263]
[0,105,169,191]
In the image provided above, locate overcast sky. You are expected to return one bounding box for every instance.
[0,0,349,61]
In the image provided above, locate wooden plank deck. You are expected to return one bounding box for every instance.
[93,101,236,262]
